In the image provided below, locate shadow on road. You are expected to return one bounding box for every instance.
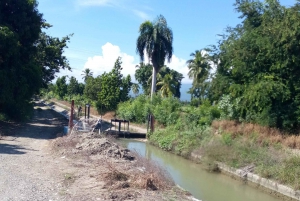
[0,104,68,140]
[0,143,28,155]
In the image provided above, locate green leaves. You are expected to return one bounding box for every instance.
[0,1,71,119]
[136,15,173,98]
[96,57,132,113]
[210,0,300,131]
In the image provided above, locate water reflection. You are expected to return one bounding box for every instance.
[120,139,281,201]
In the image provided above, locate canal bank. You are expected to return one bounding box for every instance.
[45,99,300,200]
[120,139,300,201]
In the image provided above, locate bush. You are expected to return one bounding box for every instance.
[117,95,181,126]
[153,97,181,126]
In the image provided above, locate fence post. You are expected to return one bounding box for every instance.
[69,100,74,131]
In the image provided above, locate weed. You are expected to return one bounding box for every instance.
[63,173,75,187]
[221,133,233,146]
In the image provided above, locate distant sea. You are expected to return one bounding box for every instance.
[130,83,192,102]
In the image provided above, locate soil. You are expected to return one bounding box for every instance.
[0,101,192,201]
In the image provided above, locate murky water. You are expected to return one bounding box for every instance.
[119,139,281,201]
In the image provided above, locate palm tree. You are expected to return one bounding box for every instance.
[81,68,93,82]
[156,73,177,97]
[136,15,173,99]
[131,83,140,96]
[187,50,211,85]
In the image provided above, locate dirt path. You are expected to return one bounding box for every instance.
[0,102,68,201]
[46,99,147,134]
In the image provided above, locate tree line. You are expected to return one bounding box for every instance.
[46,56,184,114]
[0,0,70,120]
[193,0,300,131]
[3,0,300,132]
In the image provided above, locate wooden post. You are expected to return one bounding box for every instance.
[150,114,155,132]
[69,100,74,131]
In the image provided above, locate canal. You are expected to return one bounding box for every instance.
[120,139,281,201]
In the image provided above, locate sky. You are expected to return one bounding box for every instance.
[37,0,297,84]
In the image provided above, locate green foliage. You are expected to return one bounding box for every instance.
[135,63,152,95]
[135,64,183,98]
[55,76,68,99]
[150,125,212,157]
[117,95,150,123]
[81,68,93,83]
[153,97,181,126]
[136,15,173,97]
[208,0,300,131]
[221,133,233,146]
[131,83,140,96]
[96,57,132,113]
[84,76,101,102]
[63,94,87,106]
[0,0,43,120]
[36,32,71,87]
[117,94,181,126]
[0,1,71,120]
[67,76,80,95]
[117,94,221,128]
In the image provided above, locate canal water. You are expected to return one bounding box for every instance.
[119,139,281,201]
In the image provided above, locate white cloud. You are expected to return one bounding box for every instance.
[83,42,138,82]
[167,55,191,84]
[59,42,191,85]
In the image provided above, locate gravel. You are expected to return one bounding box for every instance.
[0,102,68,201]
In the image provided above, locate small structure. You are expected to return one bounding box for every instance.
[110,119,129,133]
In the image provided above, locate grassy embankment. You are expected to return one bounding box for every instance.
[117,95,300,191]
[44,95,300,190]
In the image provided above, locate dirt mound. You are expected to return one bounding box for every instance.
[76,137,134,160]
[52,132,134,161]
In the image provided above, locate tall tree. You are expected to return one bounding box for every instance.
[159,66,183,98]
[67,76,79,95]
[81,68,93,82]
[156,74,177,97]
[211,0,300,131]
[187,50,212,100]
[0,0,71,119]
[96,57,132,113]
[131,83,140,96]
[55,76,68,99]
[135,64,183,98]
[36,31,72,87]
[135,63,152,95]
[136,15,173,99]
[84,76,102,101]
[0,0,43,119]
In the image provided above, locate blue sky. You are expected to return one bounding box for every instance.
[38,0,296,84]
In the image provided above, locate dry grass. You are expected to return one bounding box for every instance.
[212,120,300,149]
[52,135,80,151]
[99,150,174,192]
[52,132,175,192]
[130,151,174,191]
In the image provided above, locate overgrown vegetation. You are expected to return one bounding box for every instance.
[0,0,71,120]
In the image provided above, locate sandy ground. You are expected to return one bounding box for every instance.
[0,102,68,201]
[0,102,193,201]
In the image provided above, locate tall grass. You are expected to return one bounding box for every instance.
[212,120,300,149]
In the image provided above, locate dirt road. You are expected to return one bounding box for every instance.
[0,102,68,201]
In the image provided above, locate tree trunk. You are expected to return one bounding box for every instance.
[151,66,157,100]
